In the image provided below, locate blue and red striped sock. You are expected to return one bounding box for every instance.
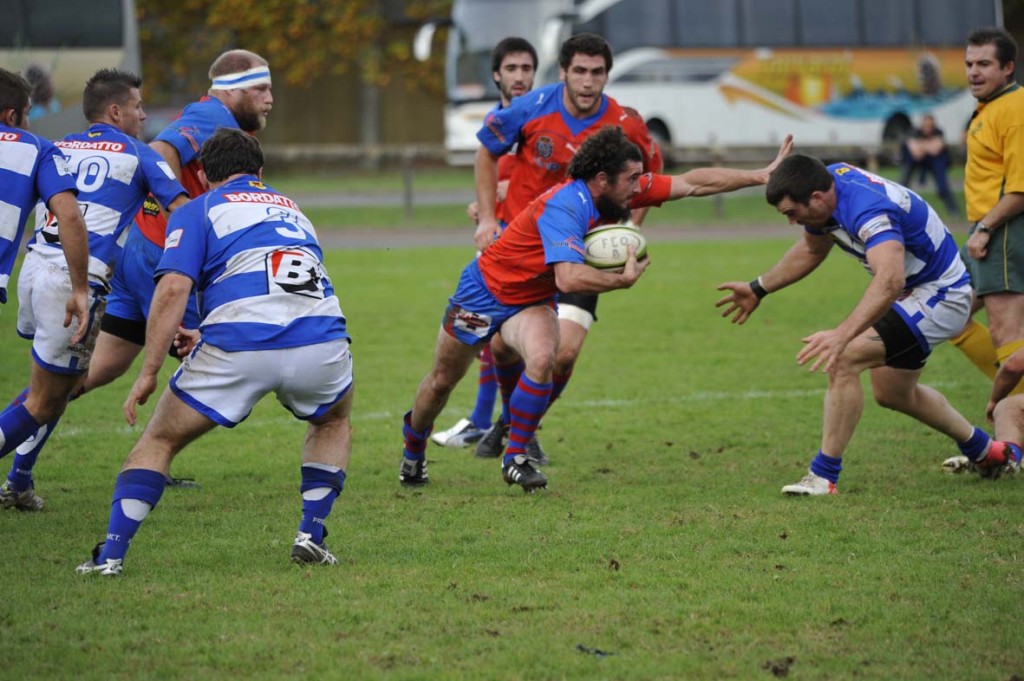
[503,375,552,465]
[469,345,497,430]
[494,359,524,426]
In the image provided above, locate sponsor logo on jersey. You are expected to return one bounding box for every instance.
[0,132,21,142]
[176,126,202,153]
[165,228,183,248]
[142,196,161,216]
[536,136,553,159]
[224,191,298,210]
[267,247,325,299]
[88,131,103,138]
[553,235,586,258]
[56,140,126,152]
[484,112,506,144]
[248,180,267,189]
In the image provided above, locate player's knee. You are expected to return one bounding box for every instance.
[872,387,909,412]
[523,348,556,382]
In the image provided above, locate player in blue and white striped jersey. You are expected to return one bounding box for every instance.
[0,70,188,512]
[0,68,91,493]
[77,129,354,575]
[716,155,1019,496]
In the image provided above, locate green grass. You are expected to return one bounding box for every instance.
[267,165,967,230]
[1,240,1020,680]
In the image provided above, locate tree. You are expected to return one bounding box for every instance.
[137,0,452,105]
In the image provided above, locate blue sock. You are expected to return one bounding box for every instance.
[494,360,524,426]
[957,427,991,462]
[98,469,167,563]
[0,404,43,460]
[469,348,497,430]
[810,451,843,483]
[299,463,346,544]
[402,410,431,461]
[503,375,552,465]
[6,418,58,491]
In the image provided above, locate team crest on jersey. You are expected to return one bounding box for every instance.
[267,247,326,299]
[536,136,554,159]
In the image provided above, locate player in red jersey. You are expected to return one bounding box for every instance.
[399,126,792,491]
[471,33,663,463]
[432,37,538,450]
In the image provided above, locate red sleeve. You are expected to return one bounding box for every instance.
[631,173,672,209]
[497,153,516,182]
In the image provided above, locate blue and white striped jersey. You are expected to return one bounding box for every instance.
[0,124,76,294]
[157,175,348,352]
[808,163,969,292]
[27,123,187,285]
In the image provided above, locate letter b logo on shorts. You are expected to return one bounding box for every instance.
[266,247,326,298]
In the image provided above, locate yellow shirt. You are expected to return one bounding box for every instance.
[965,83,1024,222]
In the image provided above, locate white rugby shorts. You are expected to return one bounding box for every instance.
[169,338,353,427]
[16,252,105,374]
[894,279,972,352]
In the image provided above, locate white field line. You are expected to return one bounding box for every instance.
[55,378,978,438]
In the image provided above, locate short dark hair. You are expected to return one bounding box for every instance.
[568,126,641,182]
[200,128,264,182]
[559,33,613,73]
[0,67,31,126]
[491,37,537,74]
[765,154,834,206]
[968,27,1018,71]
[83,69,142,122]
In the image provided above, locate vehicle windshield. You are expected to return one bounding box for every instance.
[447,0,550,102]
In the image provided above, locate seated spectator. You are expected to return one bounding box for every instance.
[899,113,960,217]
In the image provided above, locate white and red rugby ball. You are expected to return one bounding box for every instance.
[583,224,647,271]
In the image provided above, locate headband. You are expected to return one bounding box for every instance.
[210,66,272,90]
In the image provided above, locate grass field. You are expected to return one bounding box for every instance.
[265,165,968,231]
[1,238,1021,680]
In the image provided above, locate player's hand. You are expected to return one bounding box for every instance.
[173,327,200,357]
[123,372,158,426]
[765,134,795,175]
[63,289,90,345]
[967,229,990,260]
[474,218,502,251]
[618,245,650,288]
[715,282,760,325]
[797,329,848,373]
[466,201,480,223]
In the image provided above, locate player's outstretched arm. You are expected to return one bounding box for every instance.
[667,135,794,199]
[716,231,831,325]
[124,272,192,426]
[796,240,904,373]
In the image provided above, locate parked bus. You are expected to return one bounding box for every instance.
[0,0,140,139]
[416,0,1001,161]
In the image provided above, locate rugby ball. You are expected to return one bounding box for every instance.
[583,224,647,271]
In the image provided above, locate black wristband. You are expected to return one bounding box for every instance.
[749,277,769,300]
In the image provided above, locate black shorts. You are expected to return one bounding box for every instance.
[873,308,930,370]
